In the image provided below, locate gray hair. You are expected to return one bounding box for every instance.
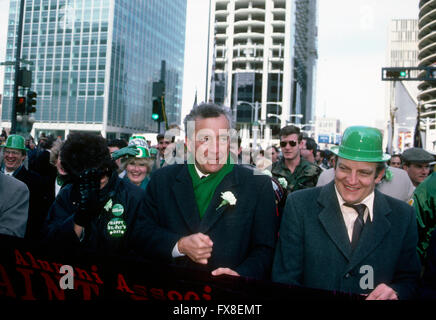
[183,103,234,135]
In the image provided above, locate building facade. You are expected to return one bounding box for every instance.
[206,0,317,146]
[1,0,187,139]
[418,0,436,150]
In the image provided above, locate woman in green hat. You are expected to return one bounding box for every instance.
[123,146,153,190]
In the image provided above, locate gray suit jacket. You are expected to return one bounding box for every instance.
[0,173,29,237]
[272,181,421,299]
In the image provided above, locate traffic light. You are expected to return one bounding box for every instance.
[384,68,408,80]
[26,90,37,113]
[16,96,26,114]
[152,81,164,122]
[152,98,161,121]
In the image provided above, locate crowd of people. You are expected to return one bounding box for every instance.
[1,102,436,299]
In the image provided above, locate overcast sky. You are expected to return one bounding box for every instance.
[0,0,420,130]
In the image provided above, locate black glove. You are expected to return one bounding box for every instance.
[74,168,103,227]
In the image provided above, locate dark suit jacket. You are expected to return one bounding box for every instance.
[272,181,421,299]
[14,166,52,240]
[141,164,277,280]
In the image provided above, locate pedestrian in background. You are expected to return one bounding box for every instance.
[271,125,321,194]
[402,147,434,187]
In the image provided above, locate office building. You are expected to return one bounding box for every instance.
[206,0,318,145]
[1,0,187,139]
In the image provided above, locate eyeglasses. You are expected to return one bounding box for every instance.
[280,140,298,148]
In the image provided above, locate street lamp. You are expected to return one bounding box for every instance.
[267,113,303,122]
[237,101,261,150]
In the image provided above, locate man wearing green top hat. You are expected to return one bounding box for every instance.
[141,103,277,280]
[272,126,421,299]
[1,134,51,240]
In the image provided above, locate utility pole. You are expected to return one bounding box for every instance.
[10,0,25,134]
[205,0,212,102]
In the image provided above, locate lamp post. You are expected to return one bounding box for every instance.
[237,101,260,150]
[267,113,303,123]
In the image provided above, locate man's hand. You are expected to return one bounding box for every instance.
[211,268,240,277]
[177,233,213,264]
[366,283,398,300]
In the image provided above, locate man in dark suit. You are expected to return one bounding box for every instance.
[1,135,52,240]
[141,103,277,280]
[272,126,421,299]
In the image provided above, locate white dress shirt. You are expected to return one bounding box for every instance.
[334,185,374,242]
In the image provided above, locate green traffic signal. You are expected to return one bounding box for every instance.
[152,99,161,121]
[400,71,407,77]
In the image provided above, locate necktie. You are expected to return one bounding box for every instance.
[344,203,367,250]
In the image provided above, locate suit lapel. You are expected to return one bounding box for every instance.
[346,190,391,271]
[198,167,238,234]
[318,182,352,261]
[171,165,201,232]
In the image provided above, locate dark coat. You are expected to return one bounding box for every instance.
[14,165,52,241]
[42,175,149,257]
[419,228,436,299]
[141,164,278,280]
[272,181,421,299]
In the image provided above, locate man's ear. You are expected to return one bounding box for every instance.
[375,168,385,184]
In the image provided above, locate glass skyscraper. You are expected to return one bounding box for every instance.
[2,0,187,139]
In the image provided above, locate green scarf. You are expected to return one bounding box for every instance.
[188,155,234,219]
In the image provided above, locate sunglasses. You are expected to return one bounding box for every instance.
[280,140,298,148]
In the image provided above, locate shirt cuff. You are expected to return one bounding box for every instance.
[171,241,185,258]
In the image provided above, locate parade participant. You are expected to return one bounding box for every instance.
[272,126,421,299]
[42,132,149,256]
[141,103,277,279]
[0,172,29,238]
[150,133,172,172]
[388,154,402,169]
[300,137,318,164]
[402,147,434,187]
[271,125,321,194]
[265,145,279,164]
[123,137,153,190]
[411,172,436,264]
[48,139,71,198]
[107,138,128,175]
[1,135,52,241]
[316,164,415,203]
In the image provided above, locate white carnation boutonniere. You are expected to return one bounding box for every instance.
[216,191,237,211]
[278,177,288,189]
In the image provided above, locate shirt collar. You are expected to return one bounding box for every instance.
[194,163,209,179]
[334,185,374,222]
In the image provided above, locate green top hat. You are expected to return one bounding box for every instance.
[2,134,26,150]
[331,126,390,162]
